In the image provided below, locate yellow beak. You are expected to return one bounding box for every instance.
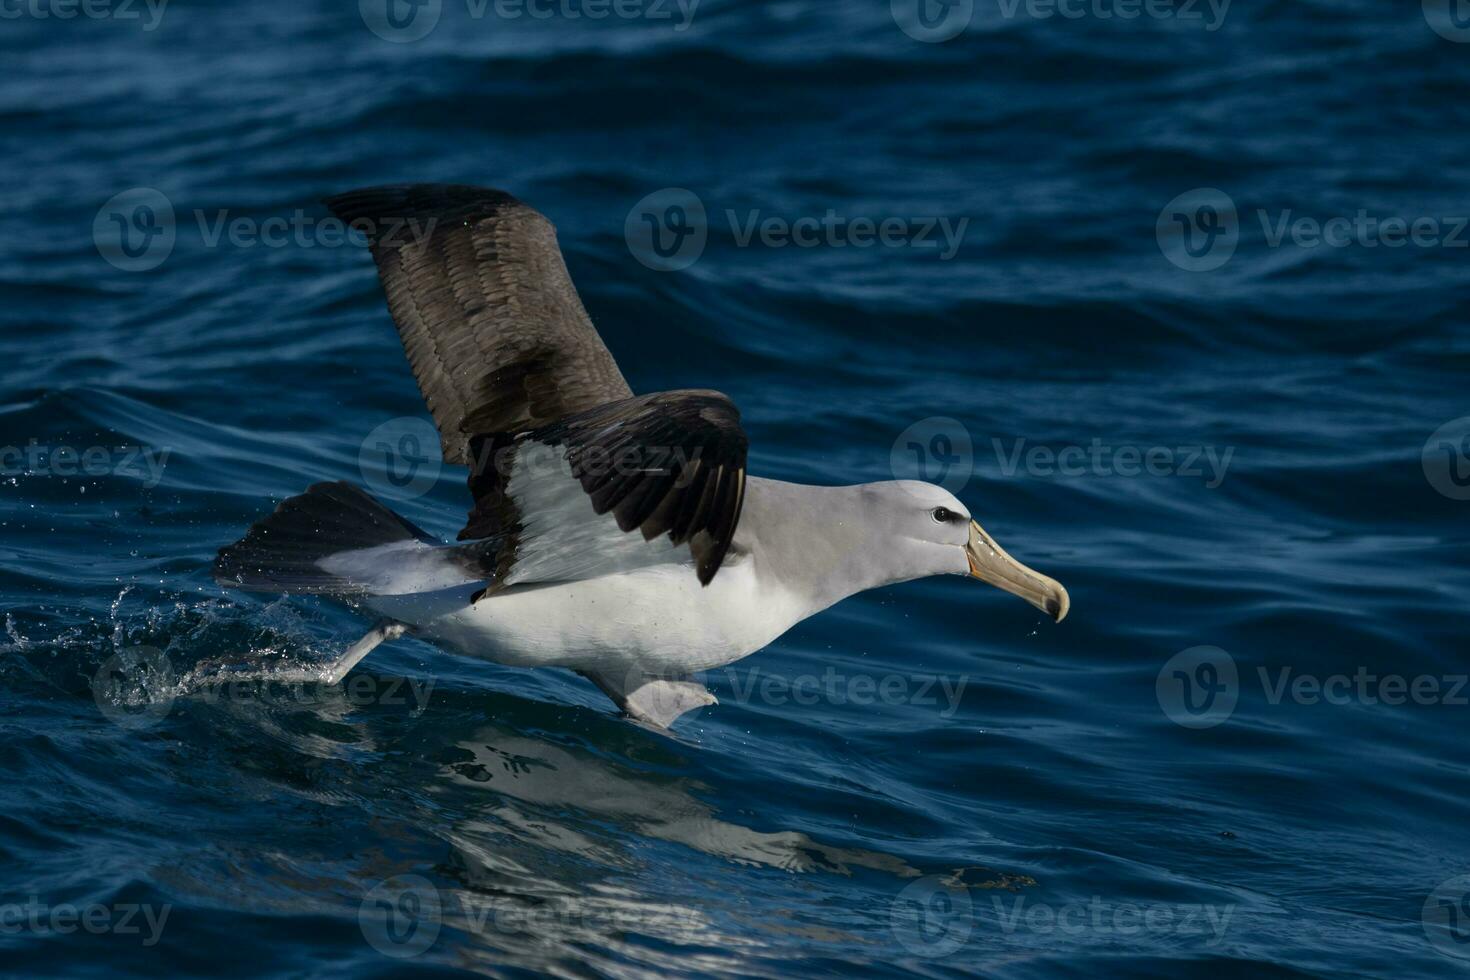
[966,520,1070,623]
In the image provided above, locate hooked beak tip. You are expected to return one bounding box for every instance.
[966,520,1070,624]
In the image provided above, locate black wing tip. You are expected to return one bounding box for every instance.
[693,464,745,587]
[463,391,749,589]
[695,548,725,586]
[568,393,748,585]
[652,388,742,417]
[693,525,738,587]
[323,183,528,235]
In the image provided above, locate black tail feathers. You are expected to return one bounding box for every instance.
[213,481,437,595]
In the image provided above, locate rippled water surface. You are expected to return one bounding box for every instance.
[3,1,1470,976]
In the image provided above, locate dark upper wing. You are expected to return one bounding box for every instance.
[463,390,748,590]
[324,184,633,466]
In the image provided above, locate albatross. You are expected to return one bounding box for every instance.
[214,184,1069,729]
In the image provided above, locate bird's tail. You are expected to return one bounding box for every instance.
[213,481,439,595]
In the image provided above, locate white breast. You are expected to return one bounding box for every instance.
[361,554,808,676]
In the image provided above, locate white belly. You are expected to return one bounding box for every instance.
[360,557,808,675]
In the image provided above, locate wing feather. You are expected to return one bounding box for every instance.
[466,390,749,589]
[325,183,633,465]
[326,185,749,590]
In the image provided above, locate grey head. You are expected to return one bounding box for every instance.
[737,477,1070,621]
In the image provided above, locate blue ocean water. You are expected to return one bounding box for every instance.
[2,0,1470,975]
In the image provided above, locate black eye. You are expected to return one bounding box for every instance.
[931,507,954,524]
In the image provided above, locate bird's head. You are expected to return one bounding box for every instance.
[859,481,1070,623]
